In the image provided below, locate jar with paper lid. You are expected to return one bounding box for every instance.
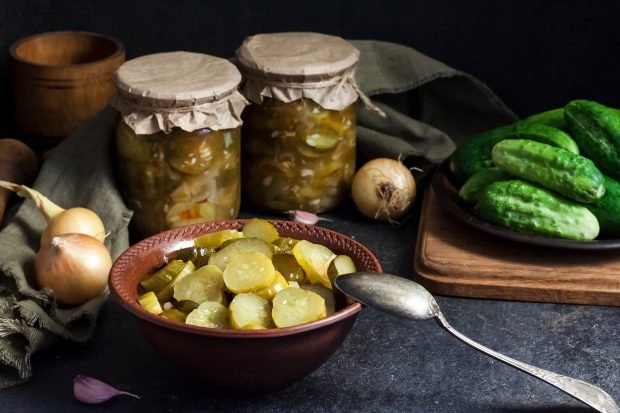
[237,32,369,213]
[111,51,248,239]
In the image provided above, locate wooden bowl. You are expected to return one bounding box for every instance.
[10,31,125,145]
[109,219,381,392]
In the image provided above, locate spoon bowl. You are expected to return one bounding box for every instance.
[334,272,620,413]
[334,273,437,321]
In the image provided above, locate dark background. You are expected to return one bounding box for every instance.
[1,3,620,412]
[1,0,620,138]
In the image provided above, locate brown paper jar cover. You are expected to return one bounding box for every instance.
[112,51,245,238]
[111,51,248,134]
[236,32,361,111]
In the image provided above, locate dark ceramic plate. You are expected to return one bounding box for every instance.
[431,159,620,250]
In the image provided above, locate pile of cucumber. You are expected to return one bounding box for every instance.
[450,99,620,241]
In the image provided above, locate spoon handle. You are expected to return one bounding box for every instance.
[434,311,619,413]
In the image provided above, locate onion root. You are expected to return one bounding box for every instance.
[351,158,417,223]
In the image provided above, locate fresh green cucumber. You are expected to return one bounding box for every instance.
[450,122,578,183]
[449,125,514,183]
[492,139,605,203]
[511,123,579,154]
[475,180,600,240]
[565,99,620,180]
[458,167,513,204]
[517,108,566,130]
[586,175,620,237]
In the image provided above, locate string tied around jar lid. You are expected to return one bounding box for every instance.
[239,66,386,118]
[236,32,386,118]
[110,91,248,134]
[347,75,387,118]
[110,51,249,135]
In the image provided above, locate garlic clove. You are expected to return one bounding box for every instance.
[73,374,140,404]
[287,210,331,225]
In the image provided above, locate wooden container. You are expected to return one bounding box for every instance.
[10,31,125,145]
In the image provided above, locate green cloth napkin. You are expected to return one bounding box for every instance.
[0,109,132,388]
[0,40,516,389]
[352,40,517,164]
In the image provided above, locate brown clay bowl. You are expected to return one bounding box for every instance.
[109,219,381,392]
[10,31,125,145]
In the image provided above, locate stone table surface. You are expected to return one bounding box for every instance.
[3,199,619,413]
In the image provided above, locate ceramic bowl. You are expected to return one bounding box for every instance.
[109,219,381,392]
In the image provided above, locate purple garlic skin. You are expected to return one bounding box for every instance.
[74,375,140,404]
[288,210,332,225]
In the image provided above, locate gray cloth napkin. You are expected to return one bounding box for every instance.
[0,40,515,389]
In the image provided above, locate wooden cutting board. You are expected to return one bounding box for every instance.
[413,189,620,306]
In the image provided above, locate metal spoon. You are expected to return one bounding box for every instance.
[334,273,620,413]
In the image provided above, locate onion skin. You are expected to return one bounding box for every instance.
[40,207,106,247]
[35,233,112,306]
[351,158,417,222]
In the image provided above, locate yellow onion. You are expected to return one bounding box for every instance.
[35,233,112,305]
[351,158,417,222]
[0,180,105,246]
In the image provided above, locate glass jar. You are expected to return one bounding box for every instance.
[242,98,356,212]
[111,51,248,238]
[116,122,241,237]
[236,32,363,213]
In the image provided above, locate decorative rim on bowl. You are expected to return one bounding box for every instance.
[109,219,382,338]
[9,31,125,69]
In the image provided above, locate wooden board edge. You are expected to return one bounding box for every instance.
[412,269,620,307]
[413,189,620,307]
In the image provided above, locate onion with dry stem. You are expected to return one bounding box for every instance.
[35,233,112,305]
[351,158,417,222]
[0,180,105,246]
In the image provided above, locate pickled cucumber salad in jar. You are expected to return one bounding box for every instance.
[111,51,248,239]
[236,32,383,213]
